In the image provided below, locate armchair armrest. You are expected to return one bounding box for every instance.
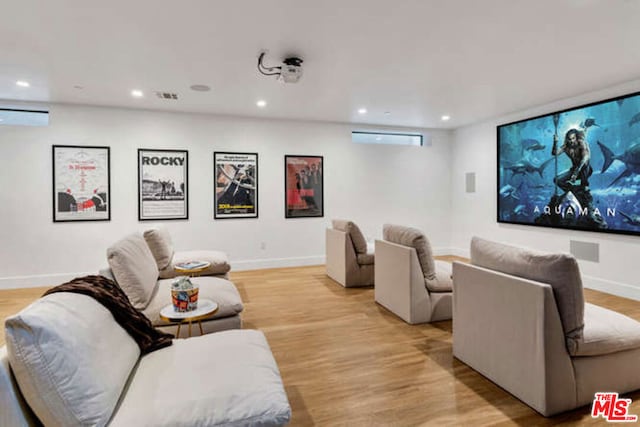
[452,262,576,416]
[374,240,432,324]
[326,228,348,285]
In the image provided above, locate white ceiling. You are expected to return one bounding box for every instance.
[1,0,640,129]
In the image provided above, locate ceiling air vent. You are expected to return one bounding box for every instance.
[155,92,179,100]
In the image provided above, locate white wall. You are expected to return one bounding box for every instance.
[451,79,640,300]
[0,104,453,288]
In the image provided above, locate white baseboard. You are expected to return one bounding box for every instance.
[0,257,327,289]
[583,275,640,302]
[0,272,94,290]
[231,255,326,271]
[0,248,462,289]
[444,247,470,258]
[433,247,454,256]
[232,247,458,270]
[6,251,637,302]
[231,247,470,270]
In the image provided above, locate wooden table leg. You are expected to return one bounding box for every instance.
[176,323,181,338]
[188,320,192,337]
[198,320,204,336]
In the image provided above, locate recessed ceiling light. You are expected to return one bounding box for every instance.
[358,108,367,115]
[73,85,84,90]
[375,136,382,141]
[256,100,267,108]
[441,115,451,121]
[384,111,391,116]
[190,84,211,92]
[16,81,30,88]
[131,89,144,98]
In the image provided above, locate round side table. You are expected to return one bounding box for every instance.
[159,298,218,338]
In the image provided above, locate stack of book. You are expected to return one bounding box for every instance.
[175,260,208,270]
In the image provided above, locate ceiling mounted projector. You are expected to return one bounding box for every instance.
[258,52,304,83]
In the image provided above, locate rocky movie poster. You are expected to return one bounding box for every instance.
[498,91,640,236]
[214,152,258,219]
[138,149,188,220]
[285,155,323,218]
[53,145,110,222]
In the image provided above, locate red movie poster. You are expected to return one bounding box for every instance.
[285,155,323,218]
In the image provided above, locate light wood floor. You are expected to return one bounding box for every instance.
[2,259,640,426]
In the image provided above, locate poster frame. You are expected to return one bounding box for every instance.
[284,154,324,219]
[213,151,259,220]
[138,148,189,221]
[52,144,111,222]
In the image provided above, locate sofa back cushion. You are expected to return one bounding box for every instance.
[143,227,175,270]
[470,237,585,353]
[107,233,159,310]
[332,219,368,254]
[4,293,140,427]
[383,224,441,288]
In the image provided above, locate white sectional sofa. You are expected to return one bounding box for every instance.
[1,292,291,426]
[103,231,243,335]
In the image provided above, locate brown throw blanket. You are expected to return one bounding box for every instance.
[44,275,173,355]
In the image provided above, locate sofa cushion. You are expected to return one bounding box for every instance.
[470,237,585,353]
[429,260,453,293]
[143,276,244,326]
[159,250,231,279]
[143,227,174,270]
[383,224,439,289]
[107,233,159,310]
[109,330,291,427]
[571,303,640,356]
[0,346,40,427]
[333,219,368,254]
[4,293,140,427]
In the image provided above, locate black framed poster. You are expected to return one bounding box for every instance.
[52,145,110,222]
[138,149,188,220]
[214,152,258,219]
[285,155,323,218]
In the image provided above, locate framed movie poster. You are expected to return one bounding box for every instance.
[52,145,110,222]
[138,149,188,220]
[214,152,258,219]
[285,155,323,218]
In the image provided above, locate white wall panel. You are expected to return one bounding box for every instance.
[0,104,453,288]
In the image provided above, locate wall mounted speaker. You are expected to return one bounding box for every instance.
[570,240,599,262]
[465,172,476,193]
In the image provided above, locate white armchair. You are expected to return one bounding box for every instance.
[326,220,374,287]
[374,224,452,324]
[453,237,640,416]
